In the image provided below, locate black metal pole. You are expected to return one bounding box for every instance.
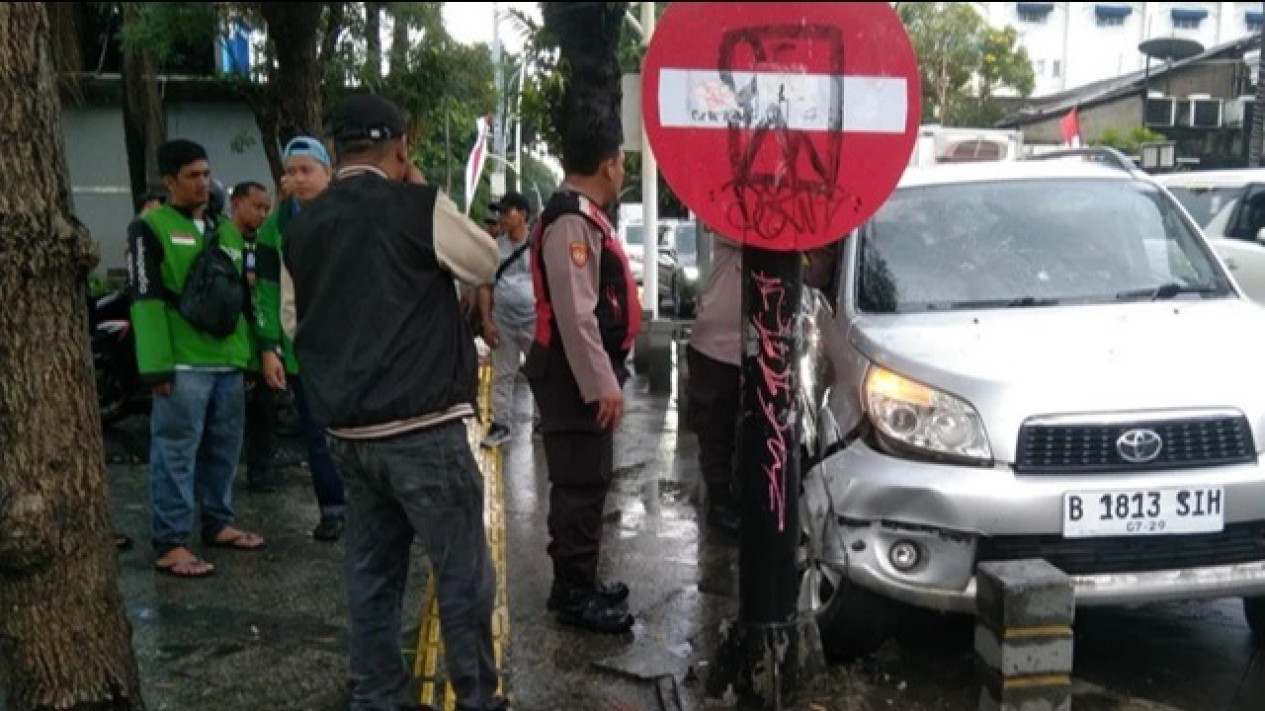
[708,244,817,708]
[738,245,802,626]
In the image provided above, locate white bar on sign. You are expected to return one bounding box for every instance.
[658,68,907,134]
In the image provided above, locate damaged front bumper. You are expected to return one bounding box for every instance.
[806,440,1265,614]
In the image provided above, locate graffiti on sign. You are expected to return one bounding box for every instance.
[715,25,861,243]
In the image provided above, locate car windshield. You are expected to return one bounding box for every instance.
[625,224,644,246]
[1166,185,1246,227]
[858,179,1232,313]
[674,223,697,256]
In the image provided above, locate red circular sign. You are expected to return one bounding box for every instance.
[642,2,921,251]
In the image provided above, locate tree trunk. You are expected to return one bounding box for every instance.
[1252,5,1265,167]
[543,2,627,143]
[365,1,382,84]
[120,2,165,206]
[389,3,409,77]
[0,4,145,710]
[258,2,325,145]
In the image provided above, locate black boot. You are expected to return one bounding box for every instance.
[547,579,629,611]
[594,579,629,605]
[547,581,635,634]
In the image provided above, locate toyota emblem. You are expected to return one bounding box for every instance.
[1117,429,1164,464]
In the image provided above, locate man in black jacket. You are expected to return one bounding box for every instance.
[282,94,503,711]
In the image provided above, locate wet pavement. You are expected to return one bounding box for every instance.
[10,366,1264,710]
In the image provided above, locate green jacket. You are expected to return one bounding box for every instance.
[255,200,301,374]
[126,205,253,384]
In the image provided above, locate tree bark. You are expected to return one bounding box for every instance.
[120,2,165,206]
[0,4,145,710]
[543,2,627,144]
[258,2,326,145]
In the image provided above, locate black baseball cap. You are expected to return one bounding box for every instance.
[328,93,407,142]
[498,192,531,215]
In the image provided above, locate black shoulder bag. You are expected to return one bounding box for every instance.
[171,218,247,339]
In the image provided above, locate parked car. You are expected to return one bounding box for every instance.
[798,150,1265,659]
[1156,170,1265,303]
[620,219,647,285]
[620,218,679,312]
[659,220,702,318]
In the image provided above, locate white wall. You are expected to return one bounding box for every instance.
[166,103,273,191]
[63,107,134,273]
[979,2,1263,97]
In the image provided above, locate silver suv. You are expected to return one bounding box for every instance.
[799,151,1265,657]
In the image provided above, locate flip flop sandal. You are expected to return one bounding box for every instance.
[203,531,267,551]
[154,557,215,579]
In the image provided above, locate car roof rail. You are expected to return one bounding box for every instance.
[1026,147,1139,175]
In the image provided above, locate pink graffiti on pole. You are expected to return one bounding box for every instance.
[751,271,795,532]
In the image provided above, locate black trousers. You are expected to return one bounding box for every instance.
[526,343,622,587]
[244,374,277,484]
[686,346,741,506]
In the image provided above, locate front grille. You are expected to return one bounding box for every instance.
[978,523,1265,576]
[1016,415,1256,474]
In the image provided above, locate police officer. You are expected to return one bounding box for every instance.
[524,112,641,635]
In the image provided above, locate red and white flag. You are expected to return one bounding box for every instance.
[464,114,492,215]
[1060,107,1082,148]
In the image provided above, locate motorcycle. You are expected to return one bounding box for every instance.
[89,287,149,426]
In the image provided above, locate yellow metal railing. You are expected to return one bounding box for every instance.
[414,360,510,710]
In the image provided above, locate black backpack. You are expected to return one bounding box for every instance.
[168,218,246,338]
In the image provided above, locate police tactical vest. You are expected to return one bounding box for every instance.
[531,190,643,362]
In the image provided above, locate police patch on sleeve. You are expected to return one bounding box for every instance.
[569,242,590,268]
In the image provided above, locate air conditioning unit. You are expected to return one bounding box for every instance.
[1225,96,1254,128]
[1190,97,1223,128]
[1146,96,1177,127]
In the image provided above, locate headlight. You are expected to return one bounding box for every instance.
[864,365,992,464]
[684,266,700,282]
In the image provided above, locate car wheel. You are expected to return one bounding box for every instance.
[798,486,894,660]
[1244,597,1265,646]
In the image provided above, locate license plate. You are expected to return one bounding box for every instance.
[1063,487,1225,538]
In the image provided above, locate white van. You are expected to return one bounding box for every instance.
[907,125,1024,167]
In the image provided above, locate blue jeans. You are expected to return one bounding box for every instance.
[149,370,245,556]
[331,422,499,711]
[292,378,346,517]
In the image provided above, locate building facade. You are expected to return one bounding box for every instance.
[999,33,1261,169]
[977,2,1263,96]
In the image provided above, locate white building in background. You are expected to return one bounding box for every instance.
[975,2,1264,97]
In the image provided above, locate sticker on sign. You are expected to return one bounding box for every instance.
[1063,487,1225,539]
[660,70,909,134]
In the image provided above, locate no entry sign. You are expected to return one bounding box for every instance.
[642,2,921,251]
